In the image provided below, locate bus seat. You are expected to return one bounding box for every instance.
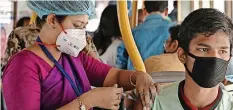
[150,71,185,83]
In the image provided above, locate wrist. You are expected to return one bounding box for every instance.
[130,71,142,86]
[79,93,94,109]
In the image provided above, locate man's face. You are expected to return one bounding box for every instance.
[178,31,231,83]
[138,13,144,24]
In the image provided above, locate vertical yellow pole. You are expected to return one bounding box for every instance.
[130,1,138,28]
[29,11,37,25]
[117,1,146,72]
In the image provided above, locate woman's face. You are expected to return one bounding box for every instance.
[46,14,89,40]
[60,15,89,30]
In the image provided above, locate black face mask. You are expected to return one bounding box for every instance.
[184,52,229,88]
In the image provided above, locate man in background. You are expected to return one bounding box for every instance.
[116,0,173,70]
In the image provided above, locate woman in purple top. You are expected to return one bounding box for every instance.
[2,1,156,110]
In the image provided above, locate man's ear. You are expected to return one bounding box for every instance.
[170,40,179,51]
[164,8,168,16]
[177,47,186,64]
[143,8,148,17]
[222,77,228,85]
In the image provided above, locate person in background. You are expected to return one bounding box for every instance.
[116,0,173,70]
[83,34,100,60]
[168,1,177,22]
[224,53,233,85]
[16,17,30,28]
[138,9,145,24]
[1,27,8,71]
[226,50,233,76]
[144,25,185,74]
[1,27,7,110]
[2,1,156,110]
[136,8,233,110]
[1,27,7,60]
[93,5,122,67]
[1,26,40,69]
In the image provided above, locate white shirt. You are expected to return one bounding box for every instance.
[153,82,233,110]
[100,39,122,67]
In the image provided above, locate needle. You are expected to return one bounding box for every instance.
[122,93,136,101]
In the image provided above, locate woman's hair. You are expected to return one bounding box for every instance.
[16,17,30,28]
[93,5,121,55]
[37,15,67,27]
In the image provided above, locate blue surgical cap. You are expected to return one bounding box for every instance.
[27,0,96,19]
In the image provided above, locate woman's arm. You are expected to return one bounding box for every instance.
[2,54,41,110]
[104,68,157,110]
[103,68,135,90]
[80,53,156,110]
[58,85,123,110]
[57,98,86,110]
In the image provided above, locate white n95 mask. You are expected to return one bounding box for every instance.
[56,29,87,57]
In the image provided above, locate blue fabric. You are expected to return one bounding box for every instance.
[116,14,174,70]
[116,43,128,69]
[27,0,96,19]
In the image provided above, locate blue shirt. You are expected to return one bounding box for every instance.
[116,14,174,70]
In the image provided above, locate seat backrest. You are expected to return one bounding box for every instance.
[150,71,185,83]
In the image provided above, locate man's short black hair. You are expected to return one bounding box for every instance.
[173,1,177,8]
[169,25,180,42]
[178,8,233,52]
[144,1,168,13]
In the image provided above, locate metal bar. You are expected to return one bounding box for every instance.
[130,1,138,28]
[13,1,17,28]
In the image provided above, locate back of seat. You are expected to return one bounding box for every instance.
[150,71,185,83]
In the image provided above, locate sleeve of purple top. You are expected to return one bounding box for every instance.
[80,52,112,87]
[2,53,41,110]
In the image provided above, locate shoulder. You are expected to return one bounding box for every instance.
[132,20,173,33]
[159,82,180,95]
[155,82,180,104]
[153,82,183,110]
[3,50,40,73]
[216,90,233,110]
[221,90,233,103]
[2,50,42,82]
[76,51,88,62]
[6,50,39,66]
[155,82,180,101]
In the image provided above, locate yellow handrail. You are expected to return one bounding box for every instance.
[29,11,37,25]
[117,1,146,72]
[130,1,138,28]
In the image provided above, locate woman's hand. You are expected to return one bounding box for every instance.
[79,84,123,110]
[133,72,158,110]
